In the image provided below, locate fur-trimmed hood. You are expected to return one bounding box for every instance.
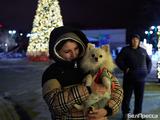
[49,26,88,62]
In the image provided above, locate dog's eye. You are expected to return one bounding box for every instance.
[91,54,95,57]
[99,55,103,58]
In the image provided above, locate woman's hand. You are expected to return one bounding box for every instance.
[87,108,108,120]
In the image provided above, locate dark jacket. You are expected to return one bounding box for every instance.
[42,26,88,87]
[42,60,85,87]
[116,46,152,81]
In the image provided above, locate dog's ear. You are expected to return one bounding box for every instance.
[87,43,95,50]
[101,44,110,52]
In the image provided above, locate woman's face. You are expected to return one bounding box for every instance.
[58,41,80,61]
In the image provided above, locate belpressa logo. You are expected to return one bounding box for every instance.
[127,113,159,119]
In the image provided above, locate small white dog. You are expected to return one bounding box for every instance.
[74,43,116,111]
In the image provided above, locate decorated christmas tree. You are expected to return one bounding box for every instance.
[27,0,63,61]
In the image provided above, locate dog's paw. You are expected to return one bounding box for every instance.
[85,74,93,86]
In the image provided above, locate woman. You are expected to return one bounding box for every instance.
[42,26,123,120]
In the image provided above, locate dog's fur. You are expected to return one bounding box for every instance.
[74,43,116,111]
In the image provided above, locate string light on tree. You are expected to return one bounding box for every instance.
[27,0,63,61]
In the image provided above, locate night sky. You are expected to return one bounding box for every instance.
[1,0,160,37]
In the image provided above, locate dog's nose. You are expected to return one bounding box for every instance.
[95,57,98,62]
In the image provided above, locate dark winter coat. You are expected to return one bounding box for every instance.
[42,60,85,87]
[42,26,88,87]
[116,46,152,81]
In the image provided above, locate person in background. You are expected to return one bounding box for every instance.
[42,26,123,120]
[115,34,152,120]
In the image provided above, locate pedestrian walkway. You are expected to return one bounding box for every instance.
[0,59,160,120]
